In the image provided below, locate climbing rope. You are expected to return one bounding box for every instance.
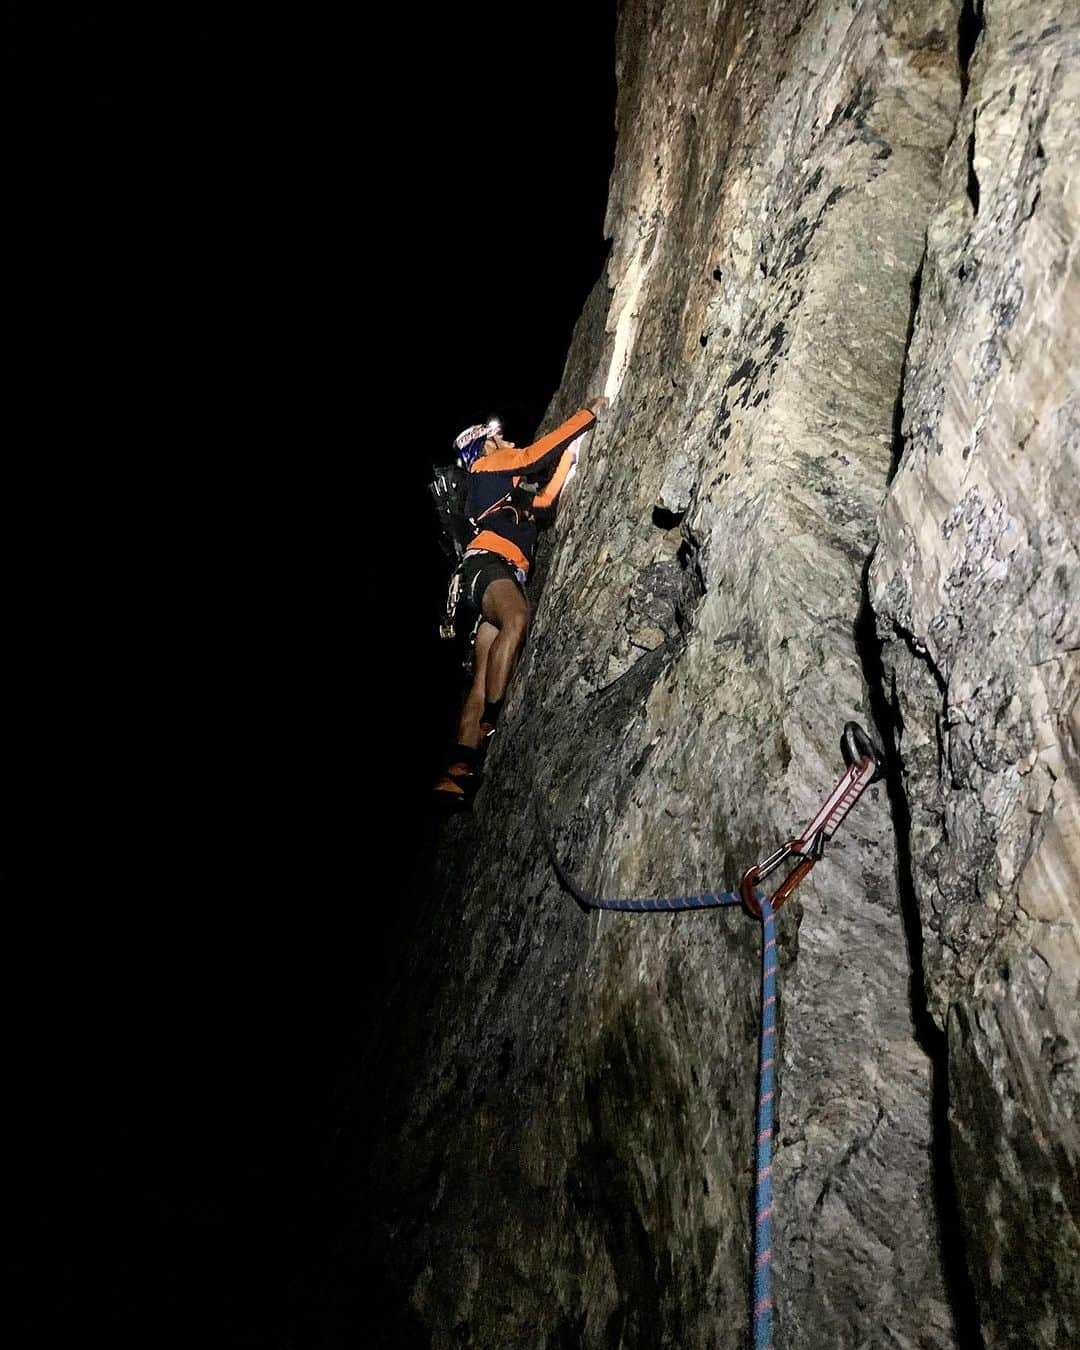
[542,830,777,1347]
[538,722,882,1350]
[543,835,743,912]
[753,894,777,1350]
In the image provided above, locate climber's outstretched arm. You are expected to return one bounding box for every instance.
[471,408,596,479]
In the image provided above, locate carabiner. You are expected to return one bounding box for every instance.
[741,722,882,917]
[740,836,822,917]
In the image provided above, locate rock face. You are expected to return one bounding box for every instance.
[870,3,1080,1346]
[351,3,1079,1346]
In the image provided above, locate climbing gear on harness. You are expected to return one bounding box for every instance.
[536,720,883,1350]
[740,722,883,917]
[430,460,474,561]
[440,568,463,640]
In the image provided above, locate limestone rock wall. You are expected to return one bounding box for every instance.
[352,2,1079,1346]
[870,3,1080,1345]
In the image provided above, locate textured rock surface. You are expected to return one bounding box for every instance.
[870,3,1080,1345]
[345,2,1079,1347]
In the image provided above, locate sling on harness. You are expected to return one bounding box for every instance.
[538,721,883,1350]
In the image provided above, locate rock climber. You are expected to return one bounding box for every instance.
[433,403,601,807]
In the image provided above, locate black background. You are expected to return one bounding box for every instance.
[9,5,616,1344]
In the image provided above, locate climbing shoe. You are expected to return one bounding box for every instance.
[432,769,476,809]
[432,745,480,810]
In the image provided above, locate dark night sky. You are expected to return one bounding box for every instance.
[11,6,616,1344]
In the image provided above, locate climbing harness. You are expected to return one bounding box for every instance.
[440,545,528,651]
[539,721,883,1350]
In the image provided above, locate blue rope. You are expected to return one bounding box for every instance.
[753,895,777,1350]
[539,806,777,1347]
[568,887,741,912]
[541,820,742,912]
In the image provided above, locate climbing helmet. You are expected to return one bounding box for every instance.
[454,417,501,469]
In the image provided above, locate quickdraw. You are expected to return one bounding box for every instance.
[540,721,883,1350]
[740,721,883,917]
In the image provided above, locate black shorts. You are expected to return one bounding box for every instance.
[458,550,527,614]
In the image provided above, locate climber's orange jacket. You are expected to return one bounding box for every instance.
[465,408,596,574]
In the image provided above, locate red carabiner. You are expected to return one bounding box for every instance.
[741,722,882,917]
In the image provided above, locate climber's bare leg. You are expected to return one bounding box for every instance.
[456,620,499,749]
[480,578,529,706]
